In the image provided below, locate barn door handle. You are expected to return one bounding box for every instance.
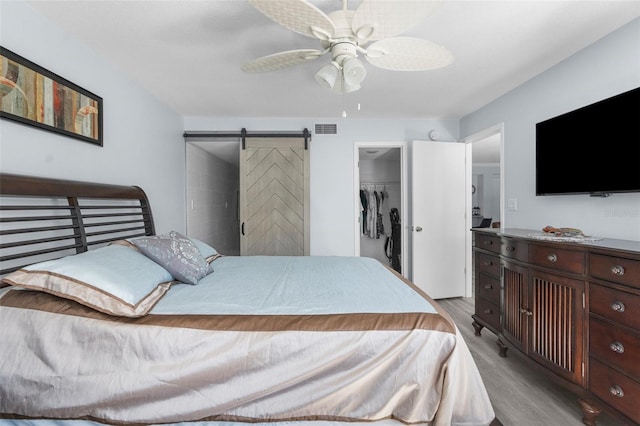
[241,222,245,236]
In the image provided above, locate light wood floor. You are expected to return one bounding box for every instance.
[437,297,623,426]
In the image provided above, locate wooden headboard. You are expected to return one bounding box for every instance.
[0,173,155,275]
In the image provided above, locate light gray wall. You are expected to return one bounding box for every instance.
[461,18,640,241]
[186,144,240,255]
[183,117,459,256]
[0,1,186,235]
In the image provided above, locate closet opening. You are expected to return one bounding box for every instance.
[354,142,407,276]
[185,139,241,256]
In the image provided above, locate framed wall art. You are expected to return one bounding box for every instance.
[0,46,103,146]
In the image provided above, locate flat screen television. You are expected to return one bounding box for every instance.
[536,87,640,196]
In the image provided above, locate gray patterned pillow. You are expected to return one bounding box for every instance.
[132,231,213,284]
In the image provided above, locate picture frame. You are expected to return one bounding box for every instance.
[0,46,103,146]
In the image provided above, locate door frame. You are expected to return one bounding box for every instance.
[353,141,408,277]
[462,123,505,297]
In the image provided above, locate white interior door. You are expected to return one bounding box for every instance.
[411,140,466,299]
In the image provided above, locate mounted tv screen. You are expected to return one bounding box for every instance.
[536,87,640,196]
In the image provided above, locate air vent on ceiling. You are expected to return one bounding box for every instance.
[314,123,337,135]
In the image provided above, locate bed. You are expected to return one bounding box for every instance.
[0,173,495,426]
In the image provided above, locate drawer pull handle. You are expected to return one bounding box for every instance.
[546,253,558,262]
[610,265,625,276]
[608,385,624,398]
[610,301,626,313]
[484,284,493,290]
[483,261,493,267]
[609,341,625,354]
[506,246,515,252]
[483,240,493,246]
[484,308,492,315]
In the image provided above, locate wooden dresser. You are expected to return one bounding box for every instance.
[472,228,640,425]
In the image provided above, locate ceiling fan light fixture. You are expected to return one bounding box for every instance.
[341,76,361,93]
[315,61,341,89]
[245,0,455,95]
[342,57,367,85]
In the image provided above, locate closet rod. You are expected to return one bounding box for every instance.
[360,181,401,185]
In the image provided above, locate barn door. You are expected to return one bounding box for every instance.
[240,137,309,255]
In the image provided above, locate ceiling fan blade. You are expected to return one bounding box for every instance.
[365,37,453,71]
[242,49,325,73]
[248,0,335,40]
[352,0,442,41]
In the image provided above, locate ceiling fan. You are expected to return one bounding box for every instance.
[242,0,454,94]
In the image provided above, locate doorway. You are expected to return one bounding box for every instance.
[354,141,408,276]
[463,124,504,296]
[185,139,241,256]
[185,131,310,257]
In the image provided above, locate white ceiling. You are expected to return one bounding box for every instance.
[25,0,639,121]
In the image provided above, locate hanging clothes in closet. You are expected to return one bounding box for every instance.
[360,184,388,239]
[359,182,400,273]
[359,189,368,234]
[387,207,401,273]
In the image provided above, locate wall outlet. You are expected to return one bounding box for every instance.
[507,198,518,211]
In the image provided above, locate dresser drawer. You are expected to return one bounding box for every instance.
[529,244,585,274]
[589,284,640,330]
[475,233,500,254]
[501,238,528,262]
[477,273,500,305]
[590,317,640,380]
[589,358,640,424]
[590,253,640,290]
[475,297,500,332]
[476,252,500,277]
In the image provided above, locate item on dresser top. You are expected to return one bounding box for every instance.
[530,226,601,242]
[533,226,603,242]
[542,225,586,237]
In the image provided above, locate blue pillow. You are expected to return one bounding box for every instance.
[187,236,219,261]
[1,245,173,317]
